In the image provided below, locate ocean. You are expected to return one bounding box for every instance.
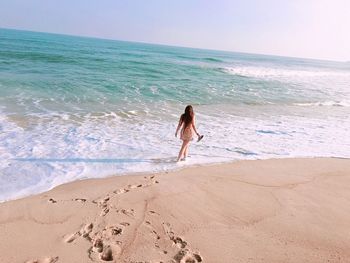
[1,28,349,202]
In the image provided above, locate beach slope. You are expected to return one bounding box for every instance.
[0,158,349,263]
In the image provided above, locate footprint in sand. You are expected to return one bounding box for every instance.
[64,232,79,243]
[81,223,93,238]
[93,196,110,207]
[48,198,57,203]
[117,208,134,217]
[65,219,128,261]
[113,188,129,194]
[110,226,123,236]
[129,184,145,189]
[102,222,129,237]
[173,249,202,263]
[149,210,159,215]
[100,207,110,216]
[89,224,125,261]
[113,176,158,195]
[163,222,187,249]
[100,246,113,261]
[162,222,175,239]
[100,197,110,206]
[64,223,93,243]
[143,220,163,250]
[93,238,104,253]
[93,196,111,216]
[25,256,59,263]
[162,222,203,263]
[172,236,187,249]
[48,198,87,204]
[74,198,87,203]
[89,240,117,261]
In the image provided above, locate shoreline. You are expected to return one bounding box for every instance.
[2,156,348,204]
[1,157,350,262]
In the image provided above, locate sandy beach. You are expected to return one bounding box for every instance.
[0,158,350,263]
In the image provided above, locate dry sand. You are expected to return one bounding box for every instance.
[0,158,350,263]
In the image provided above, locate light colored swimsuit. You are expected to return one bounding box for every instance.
[181,125,193,141]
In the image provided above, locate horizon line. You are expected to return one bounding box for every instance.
[1,26,347,64]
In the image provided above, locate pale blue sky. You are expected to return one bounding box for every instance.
[0,0,349,61]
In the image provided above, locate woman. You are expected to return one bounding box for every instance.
[175,105,203,161]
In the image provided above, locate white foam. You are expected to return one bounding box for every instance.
[1,104,350,202]
[294,100,350,107]
[223,66,350,79]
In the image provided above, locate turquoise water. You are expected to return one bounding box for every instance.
[1,28,350,201]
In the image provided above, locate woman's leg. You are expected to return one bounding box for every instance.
[177,140,190,161]
[184,143,190,158]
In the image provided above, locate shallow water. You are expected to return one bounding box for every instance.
[1,28,350,201]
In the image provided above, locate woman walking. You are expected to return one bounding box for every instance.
[175,105,203,161]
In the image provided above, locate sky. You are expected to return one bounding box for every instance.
[0,0,349,61]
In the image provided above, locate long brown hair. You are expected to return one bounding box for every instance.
[181,105,194,129]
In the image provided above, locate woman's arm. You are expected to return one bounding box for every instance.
[191,115,200,137]
[175,116,183,137]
